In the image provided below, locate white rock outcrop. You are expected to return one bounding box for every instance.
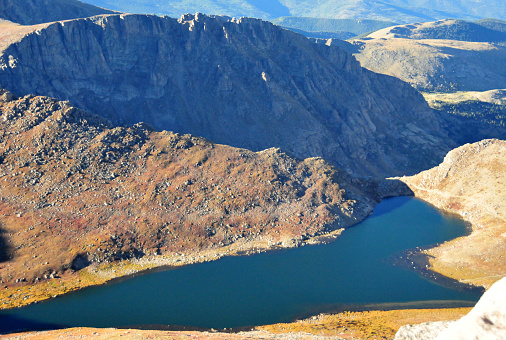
[395,276,506,340]
[435,276,506,340]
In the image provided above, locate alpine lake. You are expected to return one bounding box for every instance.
[0,196,483,333]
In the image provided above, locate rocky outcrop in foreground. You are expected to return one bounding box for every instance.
[0,0,115,25]
[395,276,506,339]
[400,139,506,288]
[0,13,451,177]
[0,89,402,307]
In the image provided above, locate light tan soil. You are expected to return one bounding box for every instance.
[400,139,506,288]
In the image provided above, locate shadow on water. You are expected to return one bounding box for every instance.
[372,195,412,218]
[0,315,63,334]
[371,178,414,218]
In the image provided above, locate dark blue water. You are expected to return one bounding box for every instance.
[0,197,482,333]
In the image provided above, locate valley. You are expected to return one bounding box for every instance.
[0,88,399,309]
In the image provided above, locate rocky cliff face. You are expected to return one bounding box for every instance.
[0,0,116,25]
[0,89,401,307]
[400,139,506,288]
[0,13,451,177]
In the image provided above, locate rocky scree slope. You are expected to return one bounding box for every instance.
[0,13,451,178]
[400,139,506,288]
[0,89,397,302]
[0,0,116,25]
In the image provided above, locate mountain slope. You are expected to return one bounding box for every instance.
[423,90,506,145]
[350,20,506,92]
[0,88,400,307]
[0,0,116,25]
[0,13,451,178]
[400,139,506,288]
[476,18,506,34]
[367,19,506,43]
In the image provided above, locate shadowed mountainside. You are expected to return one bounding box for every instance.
[0,89,411,307]
[0,0,116,25]
[0,225,13,262]
[0,13,452,178]
[423,90,506,145]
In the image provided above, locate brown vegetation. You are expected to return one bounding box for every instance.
[258,307,471,339]
[0,89,383,308]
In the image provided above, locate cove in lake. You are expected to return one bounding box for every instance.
[0,197,483,333]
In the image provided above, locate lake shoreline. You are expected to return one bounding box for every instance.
[0,197,485,336]
[390,248,485,294]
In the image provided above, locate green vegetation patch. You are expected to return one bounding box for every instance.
[430,99,506,128]
[424,93,506,145]
[475,18,506,34]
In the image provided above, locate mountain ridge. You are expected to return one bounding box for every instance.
[367,19,506,43]
[0,13,452,178]
[349,19,506,92]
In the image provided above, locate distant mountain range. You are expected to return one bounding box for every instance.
[272,17,398,39]
[84,0,506,22]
